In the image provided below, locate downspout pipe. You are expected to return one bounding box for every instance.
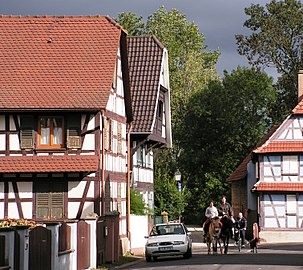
[127,122,132,248]
[101,111,105,216]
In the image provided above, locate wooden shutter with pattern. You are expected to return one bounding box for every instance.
[66,114,81,149]
[20,115,34,149]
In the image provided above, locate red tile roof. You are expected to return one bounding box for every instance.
[227,154,251,182]
[0,16,124,111]
[252,182,303,192]
[128,36,164,133]
[292,98,303,114]
[0,155,98,173]
[253,141,303,153]
[227,125,279,182]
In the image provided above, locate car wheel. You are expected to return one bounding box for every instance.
[153,256,158,261]
[183,245,192,259]
[146,255,152,262]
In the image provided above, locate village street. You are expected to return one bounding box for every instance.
[123,242,303,270]
[122,228,303,270]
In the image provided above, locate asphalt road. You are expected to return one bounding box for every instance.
[123,230,303,270]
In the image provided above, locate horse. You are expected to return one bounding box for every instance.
[219,215,234,254]
[205,217,223,255]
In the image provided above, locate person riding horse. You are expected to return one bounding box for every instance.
[216,196,235,253]
[202,201,220,240]
[217,195,234,220]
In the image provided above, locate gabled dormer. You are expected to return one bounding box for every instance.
[128,36,172,149]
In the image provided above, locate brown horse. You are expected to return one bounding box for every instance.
[205,217,223,254]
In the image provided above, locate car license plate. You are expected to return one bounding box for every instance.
[159,246,173,251]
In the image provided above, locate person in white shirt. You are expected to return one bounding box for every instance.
[202,201,218,238]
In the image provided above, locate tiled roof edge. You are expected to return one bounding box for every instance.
[105,16,127,34]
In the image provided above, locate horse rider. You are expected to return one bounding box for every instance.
[217,195,234,221]
[202,200,219,239]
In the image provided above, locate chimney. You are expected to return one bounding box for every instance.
[298,70,303,101]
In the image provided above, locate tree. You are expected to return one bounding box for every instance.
[145,7,220,138]
[153,149,187,221]
[117,7,219,221]
[117,7,220,139]
[179,67,277,223]
[116,12,145,36]
[130,187,146,215]
[236,0,303,118]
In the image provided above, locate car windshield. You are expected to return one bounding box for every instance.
[150,224,185,236]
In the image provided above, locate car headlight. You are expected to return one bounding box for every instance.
[173,241,185,245]
[146,242,159,247]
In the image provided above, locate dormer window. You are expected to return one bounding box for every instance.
[38,116,64,148]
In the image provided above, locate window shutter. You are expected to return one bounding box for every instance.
[36,192,50,219]
[51,192,64,218]
[20,115,34,149]
[66,114,81,149]
[36,181,65,220]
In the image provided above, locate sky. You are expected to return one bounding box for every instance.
[0,0,276,78]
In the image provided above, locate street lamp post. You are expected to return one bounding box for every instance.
[174,169,182,192]
[174,169,182,223]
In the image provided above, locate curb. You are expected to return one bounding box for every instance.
[113,257,145,269]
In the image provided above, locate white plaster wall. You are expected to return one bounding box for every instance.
[8,202,19,218]
[0,134,5,150]
[120,218,127,235]
[21,202,32,219]
[87,181,94,198]
[87,115,95,130]
[129,215,149,253]
[0,202,4,218]
[68,181,85,198]
[9,134,20,150]
[68,202,80,218]
[18,182,32,198]
[81,202,94,218]
[82,133,95,150]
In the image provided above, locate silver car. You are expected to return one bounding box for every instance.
[145,222,192,262]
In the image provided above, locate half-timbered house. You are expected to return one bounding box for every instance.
[228,71,303,242]
[0,15,132,244]
[127,36,172,211]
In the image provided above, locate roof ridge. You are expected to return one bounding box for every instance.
[0,15,107,18]
[128,35,165,49]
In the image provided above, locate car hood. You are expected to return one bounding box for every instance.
[146,234,187,244]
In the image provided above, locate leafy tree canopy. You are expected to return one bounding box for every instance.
[130,188,146,215]
[179,67,276,223]
[236,0,303,117]
[117,7,220,138]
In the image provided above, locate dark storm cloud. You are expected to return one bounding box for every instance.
[0,0,272,77]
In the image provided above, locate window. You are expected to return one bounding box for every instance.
[137,145,146,167]
[282,156,298,175]
[38,117,64,148]
[35,181,66,220]
[104,118,113,151]
[158,101,163,119]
